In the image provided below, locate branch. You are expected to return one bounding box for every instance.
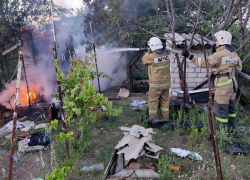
[187,0,202,50]
[242,51,250,63]
[169,0,176,43]
[134,25,166,40]
[220,0,234,30]
[222,0,242,30]
[189,0,213,17]
[235,35,250,52]
[165,0,173,24]
[243,0,250,29]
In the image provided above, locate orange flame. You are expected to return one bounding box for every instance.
[19,88,37,105]
[33,31,45,38]
[20,28,29,32]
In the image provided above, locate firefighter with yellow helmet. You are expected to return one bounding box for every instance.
[142,37,171,120]
[182,30,242,133]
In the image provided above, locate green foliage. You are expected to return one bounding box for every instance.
[46,159,74,180]
[132,71,148,78]
[55,131,74,143]
[229,23,250,69]
[139,109,149,128]
[46,56,122,179]
[54,56,122,139]
[157,153,181,179]
[189,126,199,140]
[54,56,122,149]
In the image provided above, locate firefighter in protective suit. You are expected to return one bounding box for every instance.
[142,37,171,120]
[182,30,242,133]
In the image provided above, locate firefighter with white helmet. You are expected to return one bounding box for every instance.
[142,37,171,120]
[182,30,242,134]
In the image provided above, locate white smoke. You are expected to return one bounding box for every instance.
[53,0,83,10]
[0,10,128,109]
[74,45,127,92]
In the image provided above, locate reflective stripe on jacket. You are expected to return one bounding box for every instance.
[142,51,171,89]
[191,46,242,85]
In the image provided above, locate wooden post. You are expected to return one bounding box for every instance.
[183,39,187,119]
[127,51,144,92]
[21,53,31,107]
[89,21,101,93]
[8,41,22,180]
[199,25,223,180]
[50,0,70,160]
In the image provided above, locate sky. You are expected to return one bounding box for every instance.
[53,0,83,10]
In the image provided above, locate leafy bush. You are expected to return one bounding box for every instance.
[47,55,122,179]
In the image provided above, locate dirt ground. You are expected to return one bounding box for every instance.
[0,145,51,180]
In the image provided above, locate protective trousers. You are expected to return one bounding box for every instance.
[213,78,237,132]
[148,88,170,119]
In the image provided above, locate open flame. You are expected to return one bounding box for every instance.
[33,31,45,38]
[19,88,37,105]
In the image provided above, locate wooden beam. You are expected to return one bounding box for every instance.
[127,52,143,92]
[129,51,144,66]
[192,79,208,90]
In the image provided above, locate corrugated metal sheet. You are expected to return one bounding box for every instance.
[165,33,214,47]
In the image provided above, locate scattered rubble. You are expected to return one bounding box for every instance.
[103,125,163,180]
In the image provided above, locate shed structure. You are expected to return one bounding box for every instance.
[164,33,214,96]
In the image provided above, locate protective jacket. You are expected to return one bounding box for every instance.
[191,45,242,131]
[142,51,171,119]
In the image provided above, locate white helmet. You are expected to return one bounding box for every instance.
[214,30,232,45]
[147,37,163,51]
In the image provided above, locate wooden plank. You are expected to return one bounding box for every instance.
[2,43,19,56]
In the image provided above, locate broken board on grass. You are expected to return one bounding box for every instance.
[103,125,163,180]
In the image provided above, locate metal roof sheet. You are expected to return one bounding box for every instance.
[164,33,214,47]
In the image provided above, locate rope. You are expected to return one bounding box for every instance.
[0,65,18,90]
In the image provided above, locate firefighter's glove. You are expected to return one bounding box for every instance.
[182,49,194,60]
[147,48,153,54]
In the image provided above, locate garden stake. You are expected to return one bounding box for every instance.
[183,39,187,119]
[50,0,70,160]
[86,20,101,93]
[199,25,223,180]
[8,41,22,180]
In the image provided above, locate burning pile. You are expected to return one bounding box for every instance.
[19,88,38,106]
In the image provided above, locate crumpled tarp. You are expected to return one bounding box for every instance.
[4,120,34,131]
[18,139,44,154]
[171,148,202,161]
[0,120,35,137]
[170,99,191,109]
[147,119,204,130]
[130,101,147,107]
[224,139,250,154]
